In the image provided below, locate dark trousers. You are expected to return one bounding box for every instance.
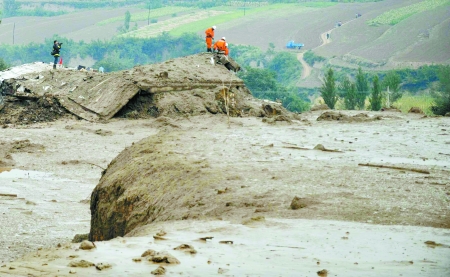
[54,56,59,65]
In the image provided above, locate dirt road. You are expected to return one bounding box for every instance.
[296,17,358,81]
[1,111,449,275]
[297,52,312,79]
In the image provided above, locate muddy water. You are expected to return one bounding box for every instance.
[4,219,449,276]
[0,168,92,262]
[0,114,449,275]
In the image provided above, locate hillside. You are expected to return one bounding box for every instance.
[0,0,449,90]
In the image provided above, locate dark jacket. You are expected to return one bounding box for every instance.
[52,43,61,57]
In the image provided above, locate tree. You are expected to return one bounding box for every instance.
[124,10,131,31]
[3,0,19,17]
[303,50,325,66]
[320,68,338,109]
[339,76,357,110]
[0,57,9,70]
[355,67,369,110]
[370,75,382,111]
[238,67,278,93]
[431,65,450,115]
[238,68,309,113]
[383,70,402,104]
[267,51,301,85]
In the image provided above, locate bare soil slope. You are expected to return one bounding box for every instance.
[1,54,290,124]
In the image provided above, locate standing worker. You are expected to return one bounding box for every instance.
[213,37,229,56]
[205,25,216,52]
[51,40,63,69]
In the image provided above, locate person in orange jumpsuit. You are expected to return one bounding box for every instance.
[213,37,229,56]
[205,25,216,52]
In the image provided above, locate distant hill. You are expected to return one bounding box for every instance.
[219,0,450,68]
[0,0,448,87]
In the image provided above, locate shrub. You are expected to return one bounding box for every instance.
[431,65,450,115]
[303,50,325,66]
[0,58,10,71]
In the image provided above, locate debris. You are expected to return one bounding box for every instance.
[153,235,167,240]
[141,249,157,257]
[79,240,95,250]
[156,230,167,237]
[151,265,166,275]
[358,163,430,174]
[310,104,330,111]
[72,233,89,243]
[95,262,112,270]
[408,107,424,114]
[251,216,265,221]
[282,146,310,150]
[313,144,343,152]
[219,241,233,244]
[290,196,308,210]
[425,241,443,248]
[317,269,328,276]
[173,244,197,254]
[199,237,214,241]
[68,260,95,268]
[151,252,180,264]
[218,267,229,274]
[0,193,17,197]
[132,257,142,262]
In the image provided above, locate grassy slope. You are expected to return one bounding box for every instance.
[0,0,448,66]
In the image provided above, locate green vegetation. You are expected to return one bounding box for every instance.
[3,0,19,17]
[431,65,450,115]
[355,67,369,110]
[2,0,146,18]
[298,2,337,8]
[303,50,325,66]
[367,0,450,26]
[0,33,204,72]
[169,4,303,37]
[15,9,65,17]
[382,70,402,104]
[320,68,338,109]
[116,11,132,34]
[234,44,310,112]
[239,68,309,113]
[268,52,301,85]
[369,75,382,111]
[0,57,9,70]
[393,94,435,115]
[338,76,357,110]
[320,64,447,113]
[97,6,192,26]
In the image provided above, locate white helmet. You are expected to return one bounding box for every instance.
[222,37,226,41]
[212,26,216,30]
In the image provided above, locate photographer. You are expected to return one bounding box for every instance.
[51,40,63,69]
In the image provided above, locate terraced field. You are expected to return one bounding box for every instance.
[0,0,448,69]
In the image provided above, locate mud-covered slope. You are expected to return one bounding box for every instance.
[89,131,223,241]
[1,54,294,124]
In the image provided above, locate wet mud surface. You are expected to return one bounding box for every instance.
[0,111,449,275]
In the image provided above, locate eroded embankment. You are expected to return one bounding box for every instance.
[89,132,224,241]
